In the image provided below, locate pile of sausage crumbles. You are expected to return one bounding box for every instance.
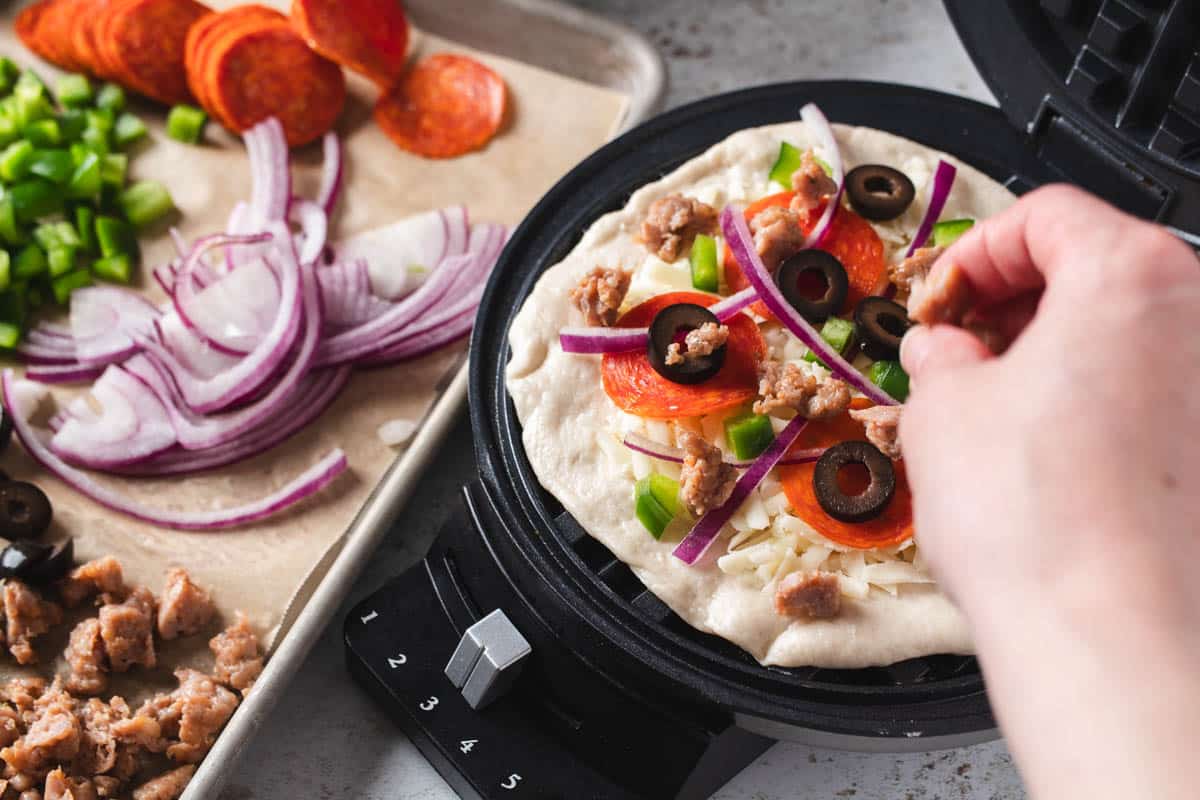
[0,557,262,800]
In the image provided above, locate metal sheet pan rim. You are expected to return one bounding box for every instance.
[183,2,664,797]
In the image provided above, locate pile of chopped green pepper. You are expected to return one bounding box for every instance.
[0,59,177,347]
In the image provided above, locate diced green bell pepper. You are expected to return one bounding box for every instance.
[13,93,53,130]
[803,317,857,366]
[55,74,93,108]
[95,83,126,114]
[13,71,45,101]
[80,126,109,155]
[0,117,18,149]
[57,109,87,143]
[0,321,20,349]
[23,119,61,148]
[0,200,24,246]
[28,149,74,184]
[9,179,63,221]
[0,251,10,293]
[0,59,19,95]
[119,181,174,228]
[48,245,77,278]
[75,206,96,254]
[931,218,975,248]
[166,105,207,144]
[95,215,136,258]
[690,233,719,293]
[34,221,81,251]
[86,108,115,134]
[769,141,804,189]
[51,269,91,304]
[68,152,102,198]
[724,412,776,461]
[634,473,682,540]
[100,153,126,188]
[13,244,46,279]
[92,253,132,283]
[0,140,35,182]
[113,113,147,148]
[868,360,910,403]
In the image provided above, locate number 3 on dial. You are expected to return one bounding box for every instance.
[418,696,439,712]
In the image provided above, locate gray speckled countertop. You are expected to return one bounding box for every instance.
[222,2,1029,798]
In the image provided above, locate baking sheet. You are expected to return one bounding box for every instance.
[0,0,633,721]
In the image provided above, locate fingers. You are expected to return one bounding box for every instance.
[929,184,1152,307]
[901,324,993,379]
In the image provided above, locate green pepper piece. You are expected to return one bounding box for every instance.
[80,126,109,155]
[931,218,975,248]
[113,113,147,148]
[689,233,719,293]
[95,83,126,113]
[0,200,24,246]
[34,221,81,251]
[13,94,54,130]
[95,216,136,258]
[803,317,857,366]
[634,473,681,539]
[0,321,20,349]
[868,360,910,403]
[57,109,87,143]
[13,244,46,279]
[51,269,91,304]
[119,181,175,228]
[769,142,803,188]
[23,119,61,148]
[67,152,102,198]
[0,251,10,293]
[14,71,45,101]
[10,179,63,222]
[0,59,19,94]
[92,253,132,283]
[0,140,35,182]
[55,74,93,108]
[48,245,77,278]
[724,412,776,461]
[86,108,115,133]
[75,206,96,254]
[0,117,18,149]
[28,149,74,184]
[166,105,207,144]
[100,153,126,188]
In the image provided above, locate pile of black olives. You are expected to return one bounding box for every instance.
[0,414,73,585]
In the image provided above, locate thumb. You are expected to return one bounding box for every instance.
[901,324,993,379]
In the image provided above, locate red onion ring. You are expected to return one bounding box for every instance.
[799,103,845,249]
[905,159,958,257]
[622,431,825,468]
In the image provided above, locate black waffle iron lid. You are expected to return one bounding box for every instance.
[946,0,1200,243]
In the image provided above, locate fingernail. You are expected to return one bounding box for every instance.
[900,327,929,376]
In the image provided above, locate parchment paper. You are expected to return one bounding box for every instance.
[0,0,630,696]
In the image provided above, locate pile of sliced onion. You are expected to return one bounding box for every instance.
[905,159,958,257]
[6,117,507,530]
[672,415,809,566]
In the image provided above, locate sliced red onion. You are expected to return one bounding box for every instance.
[50,367,176,469]
[317,132,343,216]
[722,205,899,406]
[154,313,242,380]
[905,159,958,257]
[70,288,160,367]
[25,362,103,385]
[558,286,761,355]
[320,260,391,327]
[251,118,290,223]
[291,199,328,266]
[15,342,78,365]
[3,372,348,530]
[673,414,809,566]
[622,431,825,468]
[444,205,470,260]
[334,208,450,301]
[174,255,281,355]
[799,103,844,249]
[32,322,72,338]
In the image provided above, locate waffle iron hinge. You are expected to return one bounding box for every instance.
[1028,95,1173,223]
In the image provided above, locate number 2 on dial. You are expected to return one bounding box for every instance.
[418,696,439,712]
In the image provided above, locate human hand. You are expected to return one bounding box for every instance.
[899,184,1200,800]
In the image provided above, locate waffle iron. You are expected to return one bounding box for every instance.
[346,4,1200,798]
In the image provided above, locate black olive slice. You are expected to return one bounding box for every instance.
[0,540,52,580]
[24,538,74,584]
[0,482,53,541]
[845,164,917,221]
[647,303,727,385]
[813,441,897,523]
[854,296,912,361]
[776,250,849,324]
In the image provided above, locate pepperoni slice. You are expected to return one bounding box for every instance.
[15,0,57,65]
[374,54,507,160]
[601,291,765,420]
[208,21,345,146]
[72,0,113,78]
[778,400,913,550]
[291,0,409,87]
[185,6,286,124]
[106,0,212,104]
[725,191,887,320]
[20,0,89,72]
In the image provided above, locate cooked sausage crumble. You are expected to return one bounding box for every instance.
[678,431,738,517]
[850,405,903,460]
[640,193,718,262]
[888,245,944,300]
[569,266,631,327]
[754,360,851,420]
[665,323,729,366]
[750,205,806,271]
[790,150,837,216]
[774,571,842,619]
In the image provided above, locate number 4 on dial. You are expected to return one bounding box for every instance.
[459,739,478,754]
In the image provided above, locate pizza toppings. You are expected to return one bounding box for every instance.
[813,441,897,523]
[774,571,841,619]
[776,249,849,324]
[570,266,631,327]
[648,304,727,384]
[907,259,970,327]
[751,205,807,272]
[854,296,912,361]
[290,0,410,87]
[849,405,903,460]
[641,193,718,262]
[905,160,958,257]
[754,360,851,420]
[889,245,944,300]
[678,431,738,517]
[790,149,838,216]
[844,164,916,222]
